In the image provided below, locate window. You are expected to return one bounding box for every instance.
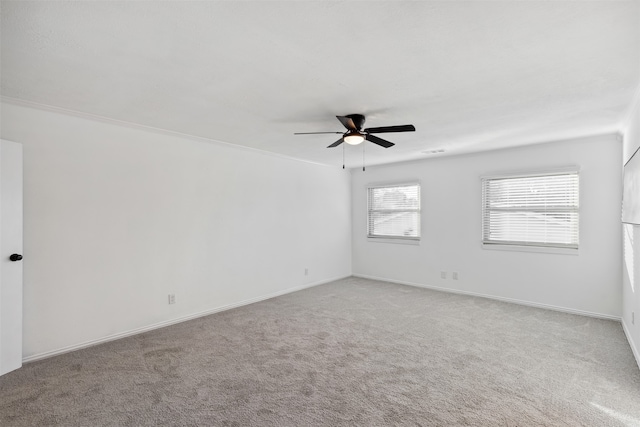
[368,183,420,240]
[624,223,634,292]
[481,171,579,249]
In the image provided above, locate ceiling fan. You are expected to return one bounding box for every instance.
[294,114,416,148]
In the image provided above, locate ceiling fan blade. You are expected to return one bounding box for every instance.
[366,134,394,148]
[294,131,343,135]
[364,124,416,134]
[336,116,357,131]
[327,138,344,148]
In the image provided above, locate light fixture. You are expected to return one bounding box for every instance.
[344,132,365,145]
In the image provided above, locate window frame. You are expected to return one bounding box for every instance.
[367,182,421,243]
[481,168,580,254]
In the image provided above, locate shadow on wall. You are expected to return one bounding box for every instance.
[625,224,635,292]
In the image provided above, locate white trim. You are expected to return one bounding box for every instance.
[481,242,579,256]
[367,237,420,246]
[480,166,580,181]
[622,319,640,371]
[0,96,336,169]
[366,180,420,190]
[22,274,350,363]
[353,273,621,321]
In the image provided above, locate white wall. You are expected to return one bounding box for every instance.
[352,135,622,318]
[622,90,640,367]
[0,102,352,360]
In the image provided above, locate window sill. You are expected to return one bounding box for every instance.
[482,243,578,256]
[368,237,420,246]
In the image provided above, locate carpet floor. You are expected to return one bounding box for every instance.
[1,276,639,426]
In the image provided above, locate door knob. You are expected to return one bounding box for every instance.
[9,254,23,262]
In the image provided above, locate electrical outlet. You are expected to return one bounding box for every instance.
[440,271,446,279]
[452,272,458,280]
[168,294,176,305]
[304,268,308,276]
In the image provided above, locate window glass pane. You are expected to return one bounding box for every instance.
[370,185,420,210]
[368,184,420,239]
[482,173,579,249]
[369,212,420,238]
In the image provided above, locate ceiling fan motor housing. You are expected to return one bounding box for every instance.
[346,114,366,130]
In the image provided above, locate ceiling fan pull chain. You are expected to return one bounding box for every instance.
[363,143,366,172]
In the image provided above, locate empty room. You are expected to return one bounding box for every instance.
[1,1,640,425]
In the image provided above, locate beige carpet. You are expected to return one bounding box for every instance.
[1,277,639,426]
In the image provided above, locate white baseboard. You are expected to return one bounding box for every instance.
[353,273,622,321]
[23,274,350,364]
[622,319,640,370]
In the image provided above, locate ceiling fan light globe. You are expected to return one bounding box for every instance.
[344,134,365,145]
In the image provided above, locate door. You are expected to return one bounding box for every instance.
[0,139,23,376]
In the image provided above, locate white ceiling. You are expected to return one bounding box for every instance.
[1,1,639,168]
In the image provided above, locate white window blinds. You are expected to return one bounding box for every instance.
[368,183,420,239]
[482,172,579,249]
